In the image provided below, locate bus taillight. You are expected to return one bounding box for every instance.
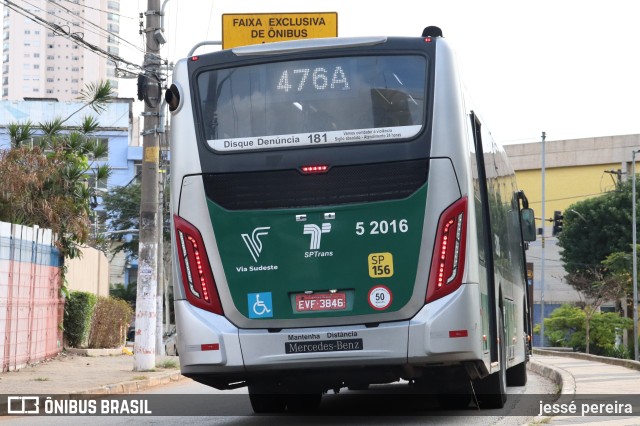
[426,197,468,303]
[174,214,223,315]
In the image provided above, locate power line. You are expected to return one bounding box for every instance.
[17,0,143,56]
[59,0,135,20]
[526,192,606,206]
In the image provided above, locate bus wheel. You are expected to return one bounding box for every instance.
[474,309,507,409]
[506,360,527,386]
[286,392,322,412]
[248,383,286,413]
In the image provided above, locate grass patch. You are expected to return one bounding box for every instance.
[33,377,49,381]
[132,375,148,380]
[528,418,551,425]
[156,359,178,369]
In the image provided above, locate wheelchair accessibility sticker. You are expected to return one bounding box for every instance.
[248,292,273,318]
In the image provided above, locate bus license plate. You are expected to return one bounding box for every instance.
[295,292,346,312]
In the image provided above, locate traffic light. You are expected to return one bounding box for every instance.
[552,210,563,236]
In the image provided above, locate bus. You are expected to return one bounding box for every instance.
[167,26,537,413]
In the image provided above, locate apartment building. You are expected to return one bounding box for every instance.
[2,0,121,100]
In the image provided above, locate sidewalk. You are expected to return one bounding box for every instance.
[1,347,640,423]
[530,351,640,425]
[0,350,184,395]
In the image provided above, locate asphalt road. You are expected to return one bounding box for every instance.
[2,368,556,425]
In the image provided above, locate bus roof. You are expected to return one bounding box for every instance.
[231,36,388,56]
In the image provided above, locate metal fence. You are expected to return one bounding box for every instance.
[0,222,63,372]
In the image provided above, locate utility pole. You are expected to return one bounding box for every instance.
[540,131,546,347]
[156,157,165,355]
[633,150,639,361]
[135,0,163,371]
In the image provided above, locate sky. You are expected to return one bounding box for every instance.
[118,0,640,145]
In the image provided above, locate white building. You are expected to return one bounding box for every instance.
[2,0,121,100]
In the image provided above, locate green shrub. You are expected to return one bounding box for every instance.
[63,291,98,348]
[604,345,631,359]
[536,304,632,355]
[88,297,134,348]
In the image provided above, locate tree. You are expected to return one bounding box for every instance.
[0,81,114,260]
[601,248,638,347]
[564,266,627,353]
[558,181,634,274]
[102,182,143,259]
[558,181,638,353]
[101,181,170,261]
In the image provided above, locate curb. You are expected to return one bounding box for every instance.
[528,358,576,397]
[526,356,577,425]
[73,371,187,395]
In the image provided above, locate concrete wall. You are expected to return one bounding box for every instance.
[65,247,109,297]
[504,134,640,171]
[0,222,63,371]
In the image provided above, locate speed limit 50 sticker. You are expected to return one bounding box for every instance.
[368,286,392,310]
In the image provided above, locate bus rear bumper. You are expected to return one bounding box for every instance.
[176,283,484,377]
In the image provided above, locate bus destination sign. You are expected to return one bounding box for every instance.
[222,12,338,49]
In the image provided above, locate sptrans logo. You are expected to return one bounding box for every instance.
[303,223,333,258]
[303,223,331,250]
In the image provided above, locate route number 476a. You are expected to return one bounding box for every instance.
[355,219,408,236]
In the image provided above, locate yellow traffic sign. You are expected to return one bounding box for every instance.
[222,12,338,49]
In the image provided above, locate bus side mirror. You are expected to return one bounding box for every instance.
[166,84,181,112]
[521,208,536,242]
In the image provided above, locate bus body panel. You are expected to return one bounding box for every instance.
[408,283,482,362]
[168,34,530,393]
[239,322,408,369]
[208,182,428,325]
[174,300,241,373]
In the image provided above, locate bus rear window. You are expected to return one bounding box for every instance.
[196,55,427,152]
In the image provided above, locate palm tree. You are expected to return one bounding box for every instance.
[0,81,114,260]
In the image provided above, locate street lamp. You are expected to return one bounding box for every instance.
[540,132,546,347]
[633,150,639,361]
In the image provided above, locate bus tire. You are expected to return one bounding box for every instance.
[474,309,507,409]
[506,360,527,386]
[248,383,286,413]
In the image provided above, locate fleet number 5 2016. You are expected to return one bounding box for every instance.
[355,219,408,236]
